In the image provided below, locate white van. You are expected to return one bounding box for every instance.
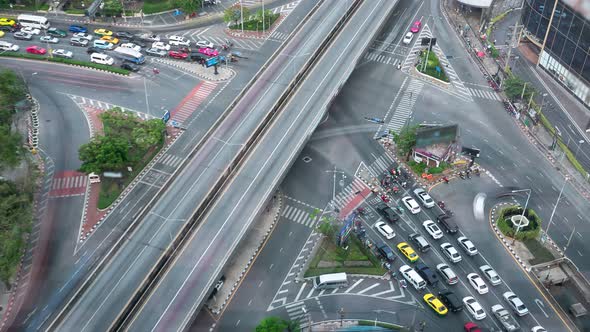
[0,41,19,51]
[90,53,114,66]
[399,265,426,290]
[313,272,348,289]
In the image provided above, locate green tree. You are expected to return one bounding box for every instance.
[223,6,241,25]
[503,76,535,101]
[175,0,201,14]
[0,125,22,171]
[102,0,123,16]
[255,316,288,332]
[132,119,165,149]
[79,135,130,173]
[255,9,273,30]
[391,124,419,156]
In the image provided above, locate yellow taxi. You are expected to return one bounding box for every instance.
[0,31,5,38]
[94,28,113,36]
[397,242,419,262]
[423,294,448,316]
[101,35,119,44]
[0,18,15,26]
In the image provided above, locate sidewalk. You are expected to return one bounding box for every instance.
[206,192,283,315]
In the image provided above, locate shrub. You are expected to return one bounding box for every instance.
[497,206,542,240]
[427,166,443,174]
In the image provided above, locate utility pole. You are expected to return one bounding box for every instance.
[240,0,244,33]
[262,0,265,32]
[504,20,523,72]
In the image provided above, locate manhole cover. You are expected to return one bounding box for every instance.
[302,156,312,163]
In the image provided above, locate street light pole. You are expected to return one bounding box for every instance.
[520,82,527,100]
[546,176,568,236]
[564,226,576,254]
[240,0,244,33]
[511,188,531,245]
[575,139,585,158]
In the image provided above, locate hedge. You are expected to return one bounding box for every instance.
[0,52,131,75]
[497,206,542,240]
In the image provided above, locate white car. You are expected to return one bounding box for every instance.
[479,265,502,286]
[531,327,546,332]
[436,263,458,285]
[401,196,421,214]
[196,40,214,48]
[151,41,170,51]
[413,188,434,208]
[375,221,395,240]
[140,33,161,42]
[73,32,93,40]
[423,220,443,239]
[402,32,413,45]
[457,236,478,255]
[503,291,529,316]
[21,26,41,35]
[120,42,141,52]
[463,296,486,320]
[467,273,488,294]
[51,49,73,59]
[440,242,462,263]
[168,35,191,46]
[40,36,59,44]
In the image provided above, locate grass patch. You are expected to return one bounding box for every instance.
[416,50,449,82]
[65,8,86,14]
[496,206,542,240]
[229,13,279,31]
[523,238,555,265]
[358,320,408,331]
[0,52,130,75]
[142,0,176,14]
[304,236,386,277]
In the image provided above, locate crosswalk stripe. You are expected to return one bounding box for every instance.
[282,205,292,217]
[358,283,380,294]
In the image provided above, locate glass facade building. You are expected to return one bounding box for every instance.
[521,0,590,107]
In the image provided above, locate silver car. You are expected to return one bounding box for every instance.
[51,49,73,59]
[40,36,59,44]
[145,48,167,57]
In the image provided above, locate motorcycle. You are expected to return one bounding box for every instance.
[437,201,446,209]
[442,176,449,184]
[392,186,399,195]
[459,171,466,179]
[465,169,471,179]
[399,279,407,289]
[380,195,390,203]
[356,207,366,215]
[474,168,481,176]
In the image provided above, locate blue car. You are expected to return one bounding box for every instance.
[69,25,87,33]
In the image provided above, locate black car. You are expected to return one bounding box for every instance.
[121,62,140,72]
[115,31,134,39]
[70,37,89,47]
[438,289,463,312]
[86,46,103,54]
[377,243,395,262]
[189,52,206,62]
[415,262,439,286]
[437,214,459,234]
[0,26,16,32]
[377,204,399,223]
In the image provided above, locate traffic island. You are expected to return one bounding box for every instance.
[415,50,449,83]
[304,221,386,277]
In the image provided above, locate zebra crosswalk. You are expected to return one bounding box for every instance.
[49,171,88,198]
[281,205,319,228]
[386,79,423,134]
[366,153,395,178]
[171,81,217,124]
[285,302,308,323]
[268,30,289,41]
[362,51,402,67]
[65,94,153,120]
[158,153,183,169]
[467,87,501,100]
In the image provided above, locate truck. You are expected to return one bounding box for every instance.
[491,304,521,332]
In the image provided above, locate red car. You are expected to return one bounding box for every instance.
[26,45,47,55]
[464,322,481,332]
[198,47,219,57]
[410,20,422,33]
[168,50,188,59]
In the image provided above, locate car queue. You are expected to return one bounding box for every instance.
[0,19,227,71]
[361,168,544,332]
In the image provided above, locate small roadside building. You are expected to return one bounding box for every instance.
[412,124,460,167]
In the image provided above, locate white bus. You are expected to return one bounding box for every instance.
[17,14,50,29]
[113,47,146,64]
[313,272,348,289]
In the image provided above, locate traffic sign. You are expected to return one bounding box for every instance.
[206,57,218,68]
[162,109,170,123]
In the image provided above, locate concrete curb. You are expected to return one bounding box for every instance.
[208,193,283,315]
[155,58,235,82]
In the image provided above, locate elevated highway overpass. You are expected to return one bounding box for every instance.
[47,0,398,330]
